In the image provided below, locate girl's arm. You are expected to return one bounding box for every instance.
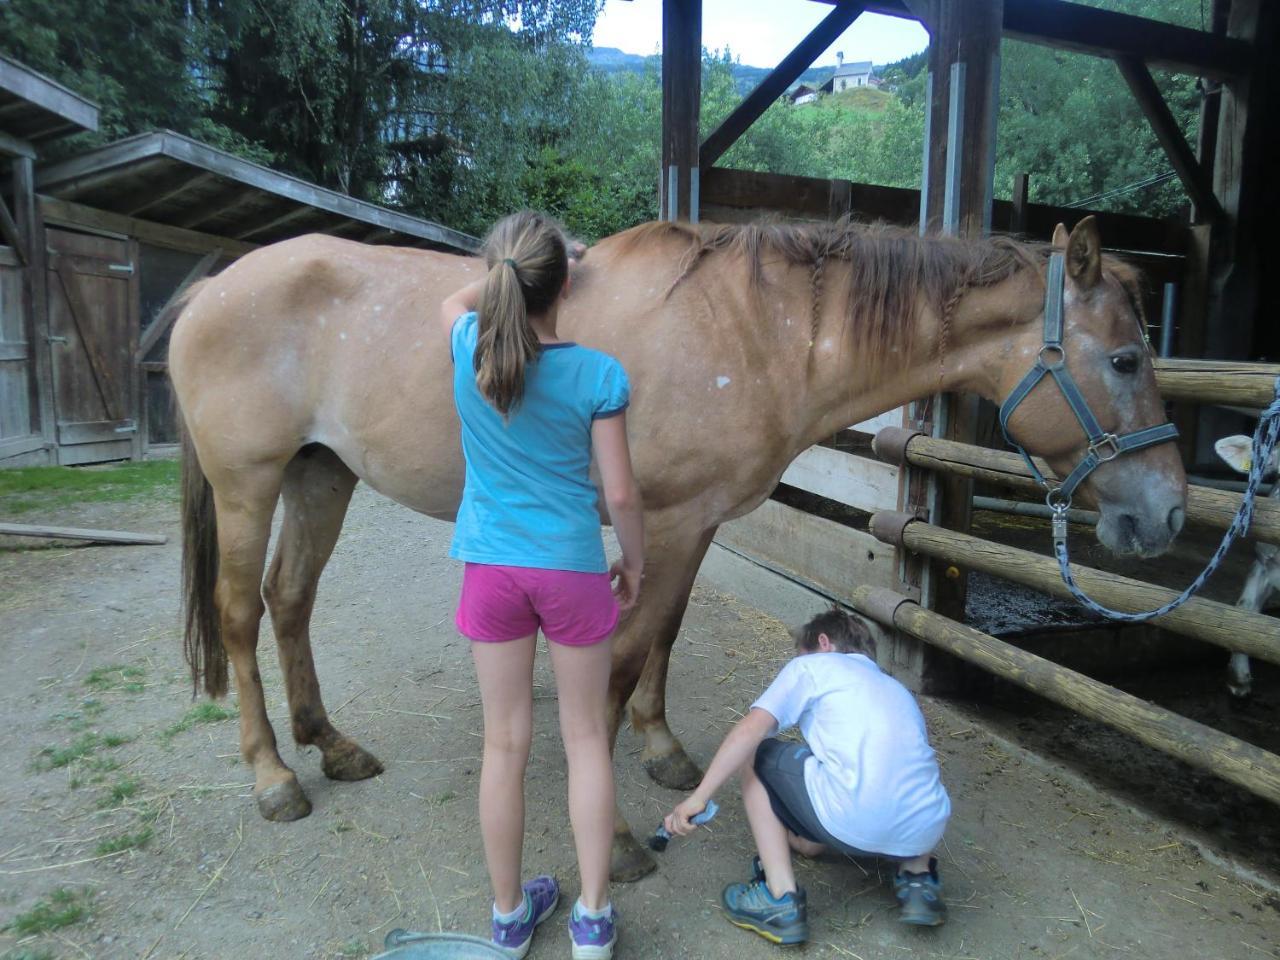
[591,412,644,611]
[663,707,778,835]
[439,279,484,337]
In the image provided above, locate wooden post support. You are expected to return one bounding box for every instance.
[700,3,867,171]
[890,0,1001,694]
[661,0,701,222]
[13,157,54,455]
[1115,55,1225,224]
[1010,172,1029,235]
[848,585,1280,810]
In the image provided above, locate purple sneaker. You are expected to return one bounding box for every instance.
[491,875,560,959]
[568,900,617,960]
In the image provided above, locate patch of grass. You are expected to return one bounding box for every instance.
[3,949,58,960]
[335,940,368,959]
[427,791,456,806]
[97,776,142,808]
[33,731,133,772]
[1,888,93,937]
[0,460,179,515]
[84,664,146,692]
[162,702,237,740]
[94,827,152,856]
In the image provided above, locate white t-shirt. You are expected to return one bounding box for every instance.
[752,652,951,857]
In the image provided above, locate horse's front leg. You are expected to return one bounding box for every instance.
[606,520,717,882]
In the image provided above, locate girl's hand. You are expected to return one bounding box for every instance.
[663,795,708,837]
[610,559,642,612]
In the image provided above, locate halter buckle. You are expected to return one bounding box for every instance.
[1046,491,1071,544]
[1038,344,1066,369]
[1088,433,1122,462]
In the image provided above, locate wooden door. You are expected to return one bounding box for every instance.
[45,229,138,464]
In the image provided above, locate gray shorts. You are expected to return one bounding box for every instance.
[753,738,896,860]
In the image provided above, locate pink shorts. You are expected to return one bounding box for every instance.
[456,563,620,647]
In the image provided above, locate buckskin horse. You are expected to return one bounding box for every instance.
[169,215,1186,880]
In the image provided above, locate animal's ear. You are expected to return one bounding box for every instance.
[1065,216,1102,290]
[1214,435,1253,475]
[1051,223,1070,248]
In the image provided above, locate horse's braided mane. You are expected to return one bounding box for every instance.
[610,218,1146,368]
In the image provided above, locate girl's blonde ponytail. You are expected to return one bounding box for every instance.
[474,212,569,415]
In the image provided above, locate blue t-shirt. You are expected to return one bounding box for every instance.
[449,312,630,573]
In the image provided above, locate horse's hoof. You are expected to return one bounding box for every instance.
[643,748,702,791]
[610,832,657,883]
[256,779,312,821]
[321,739,385,781]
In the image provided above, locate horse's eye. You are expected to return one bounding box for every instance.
[1110,354,1139,375]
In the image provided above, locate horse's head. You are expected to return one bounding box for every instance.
[992,217,1186,558]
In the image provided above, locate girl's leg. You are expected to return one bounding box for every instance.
[471,634,538,914]
[547,637,615,910]
[741,759,799,897]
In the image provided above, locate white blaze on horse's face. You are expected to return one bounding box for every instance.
[1000,219,1187,558]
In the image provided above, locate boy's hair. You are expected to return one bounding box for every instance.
[792,608,875,657]
[474,211,570,415]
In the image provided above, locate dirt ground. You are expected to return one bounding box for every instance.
[3,483,1280,960]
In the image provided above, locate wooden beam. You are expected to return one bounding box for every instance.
[0,194,26,263]
[1115,56,1224,224]
[817,0,1252,79]
[0,522,165,545]
[124,170,218,217]
[38,196,259,258]
[14,158,55,449]
[1010,172,1029,235]
[660,0,701,221]
[137,248,221,360]
[233,203,323,240]
[172,185,263,230]
[0,129,36,159]
[0,54,100,133]
[699,2,867,170]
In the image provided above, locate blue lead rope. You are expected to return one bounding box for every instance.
[1053,376,1280,622]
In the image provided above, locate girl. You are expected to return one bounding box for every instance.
[439,211,644,960]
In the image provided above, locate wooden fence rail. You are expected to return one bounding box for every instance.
[868,512,1280,667]
[873,429,1280,546]
[848,585,1280,808]
[1152,358,1280,408]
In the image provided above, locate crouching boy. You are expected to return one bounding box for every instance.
[663,609,951,945]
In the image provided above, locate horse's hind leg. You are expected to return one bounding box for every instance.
[264,446,383,781]
[211,468,313,821]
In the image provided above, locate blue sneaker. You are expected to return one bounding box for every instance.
[568,900,617,959]
[491,875,560,959]
[721,878,808,945]
[894,860,947,926]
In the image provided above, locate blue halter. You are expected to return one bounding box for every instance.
[997,252,1280,622]
[997,252,1179,518]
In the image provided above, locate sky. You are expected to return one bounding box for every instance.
[590,0,929,69]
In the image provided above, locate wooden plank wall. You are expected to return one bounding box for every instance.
[0,252,34,445]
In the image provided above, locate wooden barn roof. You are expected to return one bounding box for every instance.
[35,130,478,253]
[0,55,99,155]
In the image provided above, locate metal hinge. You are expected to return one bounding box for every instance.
[114,421,137,434]
[108,263,135,275]
[45,335,69,344]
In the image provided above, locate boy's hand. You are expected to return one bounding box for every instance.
[663,795,708,837]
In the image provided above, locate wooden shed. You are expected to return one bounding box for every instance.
[1,64,478,468]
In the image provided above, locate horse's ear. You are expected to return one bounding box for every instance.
[1066,216,1102,290]
[1051,223,1069,248]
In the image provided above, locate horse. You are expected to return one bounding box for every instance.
[169,214,1186,881]
[1214,434,1280,697]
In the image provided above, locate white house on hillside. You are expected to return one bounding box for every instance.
[823,52,877,92]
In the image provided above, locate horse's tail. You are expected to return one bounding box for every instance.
[172,280,228,699]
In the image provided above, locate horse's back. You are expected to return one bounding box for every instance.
[170,235,477,508]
